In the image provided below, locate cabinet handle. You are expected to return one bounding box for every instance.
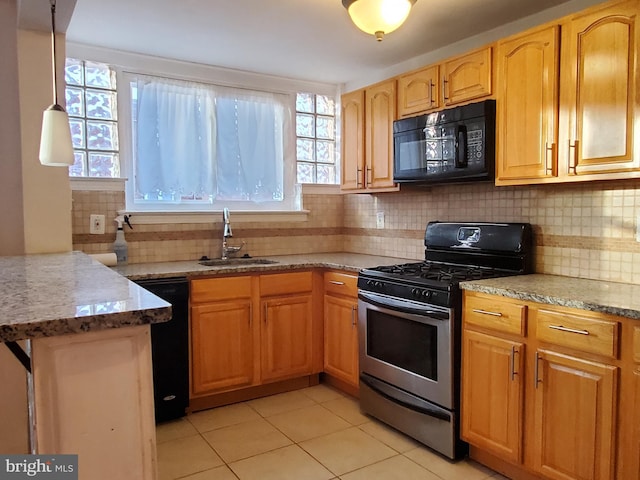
[548,324,590,336]
[264,304,268,324]
[534,352,542,389]
[568,140,579,174]
[545,142,555,175]
[249,304,253,326]
[329,281,345,286]
[429,81,435,105]
[510,346,518,381]
[472,308,503,317]
[366,166,372,187]
[351,305,357,327]
[443,79,449,101]
[357,167,363,188]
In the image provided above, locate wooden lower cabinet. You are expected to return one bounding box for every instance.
[462,291,626,480]
[323,294,358,387]
[191,300,255,395]
[462,330,524,464]
[532,350,617,480]
[261,294,314,383]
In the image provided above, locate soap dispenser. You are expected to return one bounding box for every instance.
[113,211,132,264]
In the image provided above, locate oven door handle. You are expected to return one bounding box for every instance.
[360,374,451,422]
[358,292,449,320]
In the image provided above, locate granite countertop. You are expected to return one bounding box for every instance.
[461,274,640,320]
[112,253,414,281]
[0,252,171,343]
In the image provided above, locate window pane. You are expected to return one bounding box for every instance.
[65,58,83,86]
[65,87,84,116]
[88,152,120,177]
[297,138,314,161]
[317,164,336,184]
[69,151,86,177]
[86,89,117,120]
[297,163,315,183]
[296,93,314,113]
[316,140,335,164]
[85,61,116,89]
[87,120,118,150]
[296,113,315,137]
[69,118,85,148]
[316,95,335,115]
[316,116,335,140]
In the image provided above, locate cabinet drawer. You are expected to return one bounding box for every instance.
[536,308,618,358]
[324,272,358,298]
[464,294,527,336]
[633,326,640,364]
[259,271,312,296]
[190,276,252,303]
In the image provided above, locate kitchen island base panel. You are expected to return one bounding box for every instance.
[189,375,319,412]
[32,325,157,480]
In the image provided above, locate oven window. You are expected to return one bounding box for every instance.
[366,310,438,381]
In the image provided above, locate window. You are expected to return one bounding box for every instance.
[295,93,338,184]
[124,74,293,211]
[65,58,120,177]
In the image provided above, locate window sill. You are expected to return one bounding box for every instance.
[125,210,310,225]
[70,177,127,191]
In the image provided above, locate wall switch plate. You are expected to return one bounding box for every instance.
[376,211,385,229]
[90,214,105,235]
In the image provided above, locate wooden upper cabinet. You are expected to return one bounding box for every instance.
[559,0,640,177]
[341,81,398,193]
[341,89,365,191]
[365,79,397,189]
[496,26,560,183]
[442,47,493,106]
[397,65,440,117]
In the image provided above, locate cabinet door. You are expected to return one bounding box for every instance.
[365,80,396,189]
[559,1,640,176]
[496,26,559,183]
[191,301,255,395]
[261,294,313,383]
[341,89,365,190]
[397,65,440,116]
[532,349,617,480]
[442,47,492,106]
[461,330,524,464]
[324,295,358,387]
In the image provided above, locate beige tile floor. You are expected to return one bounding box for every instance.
[156,384,510,480]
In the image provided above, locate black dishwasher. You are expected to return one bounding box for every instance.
[135,277,189,423]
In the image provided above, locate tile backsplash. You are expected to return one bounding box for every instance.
[72,179,640,283]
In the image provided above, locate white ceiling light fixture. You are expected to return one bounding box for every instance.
[39,0,74,167]
[342,0,417,41]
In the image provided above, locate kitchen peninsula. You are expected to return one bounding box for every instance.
[0,252,171,480]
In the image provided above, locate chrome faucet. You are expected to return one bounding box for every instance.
[221,208,244,259]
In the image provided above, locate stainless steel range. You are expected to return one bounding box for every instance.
[357,221,533,459]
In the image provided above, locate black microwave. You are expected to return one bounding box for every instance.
[393,99,496,185]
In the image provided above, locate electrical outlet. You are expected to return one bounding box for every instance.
[376,211,385,229]
[90,214,105,235]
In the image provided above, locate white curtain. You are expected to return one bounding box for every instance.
[135,77,216,201]
[134,75,288,206]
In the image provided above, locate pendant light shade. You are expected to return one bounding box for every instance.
[39,0,74,167]
[342,0,416,41]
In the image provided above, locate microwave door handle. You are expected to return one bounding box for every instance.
[455,124,467,168]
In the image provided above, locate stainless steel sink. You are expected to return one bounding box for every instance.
[198,257,279,267]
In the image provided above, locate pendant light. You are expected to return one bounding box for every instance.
[39,0,74,167]
[342,0,417,41]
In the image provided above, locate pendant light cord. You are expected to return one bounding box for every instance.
[50,0,59,105]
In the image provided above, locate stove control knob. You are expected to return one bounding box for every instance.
[375,281,384,288]
[422,290,432,299]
